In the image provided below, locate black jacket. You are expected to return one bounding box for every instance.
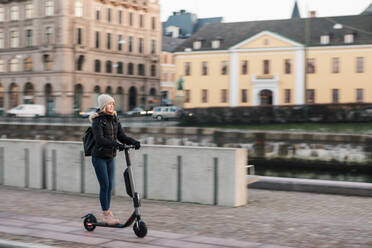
[90,111,137,159]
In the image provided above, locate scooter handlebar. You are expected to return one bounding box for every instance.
[117,144,136,151]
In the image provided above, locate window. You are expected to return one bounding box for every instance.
[94,60,101,72]
[0,8,4,21]
[241,89,247,103]
[221,61,228,75]
[151,64,156,77]
[285,89,291,103]
[307,58,316,74]
[25,3,33,19]
[185,90,190,103]
[75,1,83,17]
[45,0,54,16]
[106,60,112,73]
[193,41,201,49]
[332,89,339,103]
[77,28,82,45]
[138,64,145,76]
[0,32,3,48]
[107,33,111,50]
[129,12,133,26]
[241,60,248,75]
[95,31,100,48]
[285,59,291,74]
[95,7,100,20]
[10,30,19,48]
[45,27,52,44]
[356,88,363,102]
[43,54,52,70]
[320,35,330,45]
[107,8,111,22]
[128,36,133,52]
[118,10,122,24]
[24,57,33,71]
[139,38,143,53]
[0,60,4,72]
[9,58,19,72]
[332,57,339,73]
[211,40,220,49]
[221,89,228,103]
[185,62,191,76]
[263,60,270,74]
[118,35,123,51]
[117,62,123,74]
[306,89,315,104]
[202,61,208,76]
[345,34,354,44]
[127,63,134,75]
[140,14,144,28]
[356,57,364,73]
[151,39,156,54]
[76,55,84,71]
[201,89,208,103]
[25,29,32,47]
[10,6,19,21]
[151,16,156,30]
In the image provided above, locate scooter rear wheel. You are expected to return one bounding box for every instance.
[133,220,147,238]
[84,214,97,232]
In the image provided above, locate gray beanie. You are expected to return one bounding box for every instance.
[98,94,115,110]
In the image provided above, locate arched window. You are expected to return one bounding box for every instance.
[24,57,33,71]
[0,60,4,73]
[23,82,34,104]
[138,64,145,76]
[94,60,101,72]
[9,83,19,108]
[105,86,112,95]
[117,62,123,74]
[128,63,134,75]
[43,54,53,71]
[106,60,112,73]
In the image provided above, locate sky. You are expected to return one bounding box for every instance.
[159,0,372,22]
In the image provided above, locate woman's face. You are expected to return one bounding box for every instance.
[105,101,115,114]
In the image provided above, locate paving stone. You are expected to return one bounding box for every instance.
[103,240,163,248]
[181,236,262,248]
[0,225,34,236]
[27,230,110,245]
[151,239,221,248]
[147,230,190,240]
[10,215,64,224]
[0,218,34,227]
[30,223,81,233]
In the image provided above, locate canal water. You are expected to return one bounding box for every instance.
[251,159,372,183]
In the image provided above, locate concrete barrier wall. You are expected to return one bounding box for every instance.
[0,139,247,207]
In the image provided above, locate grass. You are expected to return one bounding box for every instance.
[204,122,372,134]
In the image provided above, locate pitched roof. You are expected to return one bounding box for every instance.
[362,3,372,15]
[162,36,185,52]
[174,14,372,52]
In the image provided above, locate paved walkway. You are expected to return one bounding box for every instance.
[0,186,371,248]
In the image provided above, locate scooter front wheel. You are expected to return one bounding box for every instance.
[133,220,147,238]
[83,214,97,232]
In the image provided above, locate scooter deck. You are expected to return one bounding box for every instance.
[92,222,127,228]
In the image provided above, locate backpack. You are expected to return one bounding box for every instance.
[83,127,94,156]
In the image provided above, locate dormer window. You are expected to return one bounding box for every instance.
[193,41,202,50]
[320,35,330,45]
[211,40,220,49]
[344,34,354,44]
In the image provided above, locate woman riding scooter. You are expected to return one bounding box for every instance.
[89,94,140,225]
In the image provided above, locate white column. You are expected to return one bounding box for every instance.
[229,51,239,107]
[295,47,305,104]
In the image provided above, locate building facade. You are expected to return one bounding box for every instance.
[174,13,372,108]
[0,0,161,115]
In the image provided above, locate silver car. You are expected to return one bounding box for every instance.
[152,106,182,120]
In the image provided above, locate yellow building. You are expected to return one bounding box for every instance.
[174,13,372,108]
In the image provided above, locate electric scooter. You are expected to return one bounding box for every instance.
[82,145,147,238]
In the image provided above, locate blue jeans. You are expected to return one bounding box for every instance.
[92,156,115,211]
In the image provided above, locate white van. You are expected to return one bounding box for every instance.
[8,104,46,117]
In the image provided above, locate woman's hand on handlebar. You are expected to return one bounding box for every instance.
[117,143,136,151]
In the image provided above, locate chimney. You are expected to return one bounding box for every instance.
[309,11,317,18]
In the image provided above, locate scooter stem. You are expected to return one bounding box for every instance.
[125,148,131,167]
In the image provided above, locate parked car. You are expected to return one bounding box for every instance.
[79,107,98,118]
[152,106,182,120]
[7,104,46,117]
[125,107,145,117]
